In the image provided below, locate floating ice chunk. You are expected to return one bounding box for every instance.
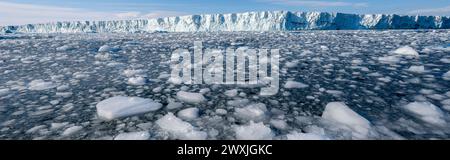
[402,102,446,126]
[96,96,162,120]
[234,103,268,122]
[443,71,450,80]
[284,81,308,89]
[156,113,207,140]
[94,53,111,61]
[378,55,400,63]
[176,91,206,104]
[407,65,425,73]
[285,60,299,68]
[56,85,70,91]
[114,131,150,140]
[98,45,117,52]
[62,126,83,136]
[321,102,372,139]
[177,107,200,121]
[286,131,328,140]
[227,99,250,107]
[199,88,211,94]
[123,69,145,77]
[0,88,9,96]
[128,77,146,85]
[270,119,288,130]
[224,89,238,97]
[26,125,46,134]
[215,109,228,115]
[50,122,68,130]
[56,45,73,51]
[393,46,419,56]
[28,79,56,90]
[234,121,273,140]
[166,99,183,110]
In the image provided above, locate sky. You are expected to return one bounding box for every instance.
[1,0,450,26]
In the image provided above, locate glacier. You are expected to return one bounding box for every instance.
[1,11,450,33]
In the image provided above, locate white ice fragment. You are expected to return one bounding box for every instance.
[156,113,207,140]
[176,91,206,104]
[215,109,228,115]
[393,46,419,56]
[56,45,73,51]
[407,65,425,73]
[270,119,288,130]
[284,81,308,89]
[199,88,211,94]
[61,126,83,136]
[0,88,9,96]
[123,69,145,77]
[224,89,238,97]
[286,131,328,140]
[402,102,446,126]
[26,125,46,134]
[321,102,372,139]
[177,107,200,121]
[285,60,298,68]
[50,122,69,130]
[96,96,162,120]
[28,79,56,90]
[98,45,114,52]
[378,55,400,63]
[443,71,450,80]
[128,76,146,85]
[234,121,273,140]
[234,103,268,122]
[166,100,183,110]
[114,131,150,140]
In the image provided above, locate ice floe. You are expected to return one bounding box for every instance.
[155,113,207,140]
[114,131,150,140]
[177,107,200,121]
[321,102,372,139]
[234,121,273,140]
[402,102,446,126]
[176,91,206,104]
[96,96,162,120]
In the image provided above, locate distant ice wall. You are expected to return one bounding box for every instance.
[1,11,449,33]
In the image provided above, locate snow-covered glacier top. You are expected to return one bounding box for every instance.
[1,11,450,33]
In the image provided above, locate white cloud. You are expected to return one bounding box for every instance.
[408,6,450,16]
[0,2,186,26]
[260,0,368,7]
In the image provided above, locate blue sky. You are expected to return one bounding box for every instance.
[1,0,450,25]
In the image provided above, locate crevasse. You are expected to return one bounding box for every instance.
[1,11,449,33]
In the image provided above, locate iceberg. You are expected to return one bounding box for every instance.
[2,11,449,33]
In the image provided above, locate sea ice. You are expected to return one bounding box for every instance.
[156,113,207,140]
[96,96,162,120]
[128,76,146,85]
[443,71,450,80]
[224,89,238,97]
[28,79,56,90]
[234,103,268,122]
[114,131,150,140]
[234,121,274,140]
[407,65,425,73]
[286,131,328,140]
[321,102,372,139]
[176,91,206,104]
[177,107,200,121]
[61,126,83,136]
[402,102,446,126]
[284,81,308,89]
[393,46,419,56]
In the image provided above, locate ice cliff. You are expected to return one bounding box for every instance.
[1,11,449,33]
